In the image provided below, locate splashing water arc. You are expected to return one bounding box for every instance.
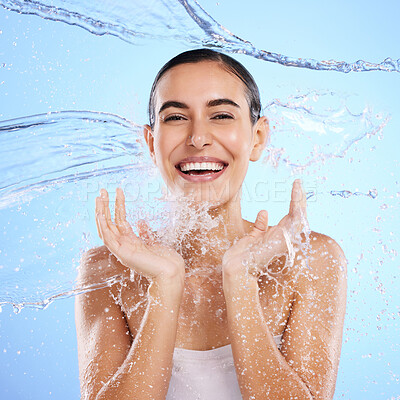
[0,1,399,398]
[1,0,399,73]
[0,91,388,309]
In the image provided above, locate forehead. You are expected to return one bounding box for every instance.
[155,61,248,105]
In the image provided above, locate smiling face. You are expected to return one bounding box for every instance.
[144,61,268,206]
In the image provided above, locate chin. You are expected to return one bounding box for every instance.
[174,184,240,209]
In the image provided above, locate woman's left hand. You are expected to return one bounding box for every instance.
[222,179,309,280]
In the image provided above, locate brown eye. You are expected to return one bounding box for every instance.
[212,113,234,120]
[164,114,187,122]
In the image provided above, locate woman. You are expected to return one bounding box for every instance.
[75,49,347,400]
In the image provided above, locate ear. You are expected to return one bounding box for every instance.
[143,124,157,164]
[250,116,270,162]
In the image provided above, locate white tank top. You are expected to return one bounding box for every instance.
[166,334,283,400]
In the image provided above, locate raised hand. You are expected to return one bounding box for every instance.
[95,187,185,283]
[222,179,309,279]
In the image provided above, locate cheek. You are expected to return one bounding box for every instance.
[154,135,172,163]
[222,128,252,159]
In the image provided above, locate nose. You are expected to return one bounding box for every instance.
[186,119,213,149]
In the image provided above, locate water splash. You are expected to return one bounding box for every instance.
[330,189,378,199]
[0,110,144,210]
[264,90,390,174]
[0,95,386,309]
[6,274,126,313]
[1,0,398,73]
[305,189,378,200]
[0,110,153,310]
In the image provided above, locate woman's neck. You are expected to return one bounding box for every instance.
[174,198,251,272]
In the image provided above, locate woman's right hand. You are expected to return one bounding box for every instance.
[95,187,185,285]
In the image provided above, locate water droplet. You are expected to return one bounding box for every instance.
[13,304,22,314]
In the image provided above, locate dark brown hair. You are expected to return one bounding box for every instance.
[148,49,262,129]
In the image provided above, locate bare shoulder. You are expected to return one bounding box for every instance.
[303,231,347,270]
[77,245,121,286]
[76,245,148,305]
[77,244,143,286]
[307,230,346,258]
[75,246,150,338]
[296,230,347,293]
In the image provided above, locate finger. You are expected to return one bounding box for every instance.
[248,210,268,238]
[100,189,119,236]
[100,188,111,222]
[95,196,102,239]
[96,200,121,252]
[299,180,307,219]
[137,219,156,244]
[293,179,307,219]
[289,179,304,216]
[114,187,126,225]
[115,187,136,237]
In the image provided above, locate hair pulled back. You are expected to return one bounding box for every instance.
[148,49,262,129]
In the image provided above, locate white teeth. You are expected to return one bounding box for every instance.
[180,162,225,172]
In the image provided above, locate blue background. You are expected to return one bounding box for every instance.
[1,1,399,398]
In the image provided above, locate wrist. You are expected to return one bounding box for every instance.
[222,257,258,281]
[222,268,259,293]
[149,274,184,302]
[223,275,260,316]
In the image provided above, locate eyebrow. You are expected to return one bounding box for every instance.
[158,98,240,114]
[207,98,240,109]
[158,101,188,114]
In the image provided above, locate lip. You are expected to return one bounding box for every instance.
[176,156,228,165]
[175,156,228,183]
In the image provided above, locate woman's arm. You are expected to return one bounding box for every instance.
[280,233,347,398]
[75,247,184,400]
[75,187,186,398]
[223,233,347,400]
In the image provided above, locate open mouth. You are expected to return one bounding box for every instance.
[176,161,228,176]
